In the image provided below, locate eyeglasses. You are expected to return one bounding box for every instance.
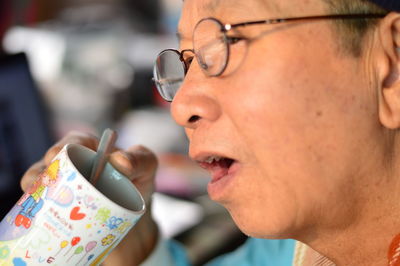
[153,13,385,102]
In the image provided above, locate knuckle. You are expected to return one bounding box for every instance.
[66,130,93,138]
[129,145,159,169]
[44,131,99,164]
[65,131,99,147]
[110,145,158,179]
[109,151,136,178]
[44,145,63,164]
[135,145,157,160]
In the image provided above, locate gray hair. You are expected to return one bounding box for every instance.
[323,0,387,56]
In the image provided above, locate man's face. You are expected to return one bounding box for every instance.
[171,0,383,239]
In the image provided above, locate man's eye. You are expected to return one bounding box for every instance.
[226,36,245,45]
[184,56,194,67]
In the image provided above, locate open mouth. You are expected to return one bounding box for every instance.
[198,156,236,183]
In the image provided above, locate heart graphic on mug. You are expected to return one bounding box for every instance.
[70,206,86,220]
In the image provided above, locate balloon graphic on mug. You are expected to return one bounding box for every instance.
[78,241,97,264]
[65,236,81,256]
[68,245,84,262]
[85,254,95,266]
[54,240,69,257]
[72,237,81,246]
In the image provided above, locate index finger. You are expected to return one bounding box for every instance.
[43,131,99,165]
[21,131,100,192]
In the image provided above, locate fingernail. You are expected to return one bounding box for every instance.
[110,151,134,173]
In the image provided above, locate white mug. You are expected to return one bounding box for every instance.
[0,144,145,266]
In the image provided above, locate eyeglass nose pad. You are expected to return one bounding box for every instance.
[196,50,209,71]
[201,63,208,70]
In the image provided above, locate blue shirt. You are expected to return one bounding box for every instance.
[142,237,296,265]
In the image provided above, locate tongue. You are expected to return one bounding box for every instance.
[211,158,232,168]
[209,159,233,179]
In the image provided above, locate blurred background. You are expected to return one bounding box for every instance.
[0,0,247,264]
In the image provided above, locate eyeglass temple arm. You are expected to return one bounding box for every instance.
[228,13,386,29]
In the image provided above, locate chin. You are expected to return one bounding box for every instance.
[226,205,297,240]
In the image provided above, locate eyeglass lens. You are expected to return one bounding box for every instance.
[153,18,229,101]
[193,18,229,77]
[153,50,186,101]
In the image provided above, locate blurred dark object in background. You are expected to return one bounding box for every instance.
[0,53,54,219]
[0,0,62,54]
[53,0,161,34]
[125,0,161,33]
[130,68,155,108]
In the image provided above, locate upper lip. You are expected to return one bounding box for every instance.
[190,151,236,164]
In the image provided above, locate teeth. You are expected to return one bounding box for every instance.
[205,156,222,163]
[205,157,213,163]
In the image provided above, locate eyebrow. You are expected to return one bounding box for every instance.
[176,31,185,43]
[177,0,257,43]
[177,0,224,43]
[204,0,222,12]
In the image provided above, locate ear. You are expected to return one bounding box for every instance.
[377,12,400,129]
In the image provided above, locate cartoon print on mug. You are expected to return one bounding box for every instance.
[0,245,10,260]
[95,208,111,224]
[47,185,75,207]
[0,226,53,265]
[89,236,120,266]
[18,226,52,250]
[1,143,146,265]
[105,216,123,230]
[84,254,95,265]
[67,245,84,262]
[114,220,132,235]
[83,195,98,210]
[63,236,81,257]
[101,234,116,246]
[77,241,97,264]
[14,160,60,229]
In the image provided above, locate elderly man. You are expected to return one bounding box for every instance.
[21,0,400,265]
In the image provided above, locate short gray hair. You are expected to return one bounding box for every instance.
[323,0,387,56]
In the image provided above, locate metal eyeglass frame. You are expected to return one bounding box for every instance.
[154,13,386,101]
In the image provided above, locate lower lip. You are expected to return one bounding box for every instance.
[207,161,240,200]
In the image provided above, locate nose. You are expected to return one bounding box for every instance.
[171,70,221,129]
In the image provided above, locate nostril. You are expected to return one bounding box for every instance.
[188,115,200,123]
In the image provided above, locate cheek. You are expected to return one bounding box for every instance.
[226,29,370,171]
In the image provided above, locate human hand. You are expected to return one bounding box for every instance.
[20,131,159,265]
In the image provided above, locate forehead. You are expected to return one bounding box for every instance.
[181,0,280,24]
[200,0,281,14]
[178,0,325,42]
[178,0,268,42]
